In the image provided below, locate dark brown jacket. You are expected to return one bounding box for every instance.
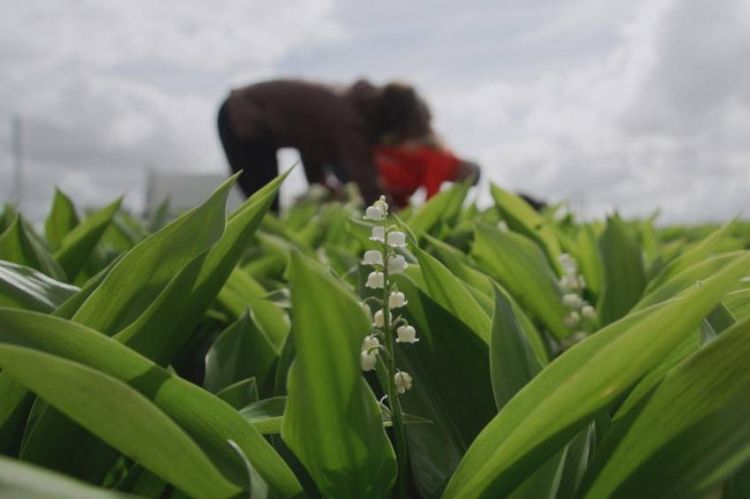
[225,79,385,202]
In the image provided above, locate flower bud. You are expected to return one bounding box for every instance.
[394,371,413,394]
[559,253,578,275]
[389,291,407,309]
[387,255,407,274]
[396,325,419,343]
[362,250,383,266]
[365,271,385,289]
[373,309,387,328]
[497,221,509,232]
[361,335,380,353]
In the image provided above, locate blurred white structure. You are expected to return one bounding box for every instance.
[144,169,245,216]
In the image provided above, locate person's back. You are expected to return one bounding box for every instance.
[218,78,433,207]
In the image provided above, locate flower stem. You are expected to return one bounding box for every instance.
[381,222,409,498]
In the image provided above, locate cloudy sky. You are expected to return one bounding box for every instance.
[1,0,748,222]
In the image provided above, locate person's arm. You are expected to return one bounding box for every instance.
[337,133,382,204]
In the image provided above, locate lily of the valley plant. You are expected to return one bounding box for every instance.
[361,195,417,497]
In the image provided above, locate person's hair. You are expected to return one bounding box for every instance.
[378,82,432,144]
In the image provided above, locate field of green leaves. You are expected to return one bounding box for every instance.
[1,171,749,499]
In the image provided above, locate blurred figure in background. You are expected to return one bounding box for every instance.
[217,78,479,210]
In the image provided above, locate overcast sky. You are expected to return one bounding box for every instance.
[1,0,749,222]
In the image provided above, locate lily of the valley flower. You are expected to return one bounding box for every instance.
[373,309,387,328]
[396,325,419,344]
[370,226,385,243]
[362,250,383,266]
[581,304,596,319]
[394,371,413,394]
[387,255,407,274]
[364,205,385,221]
[361,351,378,371]
[389,291,407,309]
[564,311,581,328]
[387,231,407,248]
[366,271,385,289]
[562,293,583,309]
[559,253,578,274]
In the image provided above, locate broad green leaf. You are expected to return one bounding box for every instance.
[414,245,491,343]
[54,198,121,280]
[442,252,750,499]
[44,188,80,251]
[646,219,735,293]
[582,316,750,498]
[0,215,66,280]
[407,180,470,235]
[393,274,496,498]
[217,378,259,410]
[596,215,646,325]
[0,375,34,455]
[725,288,750,320]
[0,455,128,499]
[423,234,493,296]
[204,310,278,394]
[0,308,303,497]
[472,222,568,338]
[490,286,543,409]
[0,261,78,312]
[70,177,234,334]
[490,183,562,269]
[574,225,604,297]
[241,396,287,435]
[282,252,396,498]
[0,345,238,499]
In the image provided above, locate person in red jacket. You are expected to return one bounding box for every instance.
[374,142,480,207]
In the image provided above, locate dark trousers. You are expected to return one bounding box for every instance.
[217,100,279,212]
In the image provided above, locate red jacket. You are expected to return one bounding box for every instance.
[374,146,460,207]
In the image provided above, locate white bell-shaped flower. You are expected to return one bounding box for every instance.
[373,309,386,328]
[387,255,407,274]
[394,371,413,394]
[361,302,372,320]
[366,271,385,289]
[387,231,407,248]
[362,250,383,266]
[563,310,581,328]
[396,325,419,343]
[361,334,380,353]
[559,274,580,291]
[361,351,378,371]
[389,291,407,309]
[578,275,587,289]
[364,205,385,221]
[562,293,583,309]
[497,220,509,232]
[581,304,596,319]
[559,253,578,275]
[370,226,385,243]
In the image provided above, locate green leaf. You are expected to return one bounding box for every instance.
[393,274,496,498]
[596,215,646,325]
[489,286,543,409]
[645,219,735,293]
[217,378,259,410]
[472,222,569,338]
[0,455,128,499]
[54,198,121,280]
[241,396,287,435]
[414,245,491,343]
[490,183,562,269]
[0,344,239,499]
[204,310,278,393]
[44,188,80,251]
[0,215,66,281]
[0,261,78,312]
[282,252,396,498]
[582,316,750,498]
[442,252,750,499]
[407,181,470,235]
[0,308,303,497]
[70,177,234,334]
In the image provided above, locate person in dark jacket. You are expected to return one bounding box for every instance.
[217,79,433,210]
